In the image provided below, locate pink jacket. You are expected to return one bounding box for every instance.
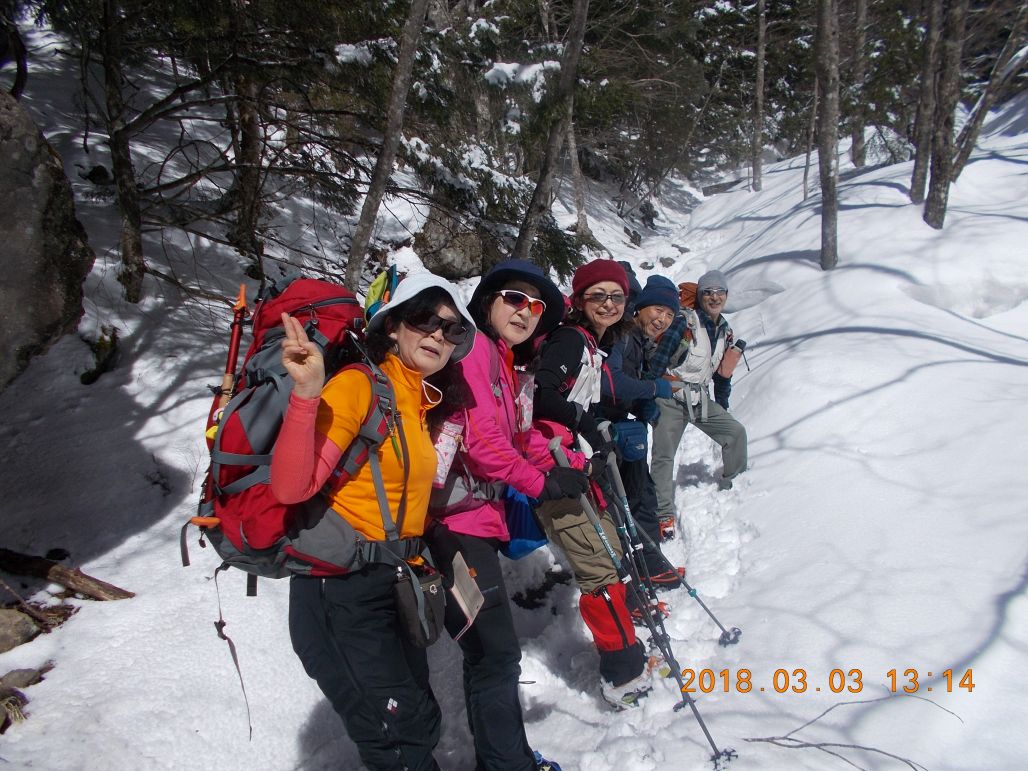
[439,332,585,539]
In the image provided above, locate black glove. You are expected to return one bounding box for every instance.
[588,451,608,481]
[594,439,619,462]
[540,467,589,501]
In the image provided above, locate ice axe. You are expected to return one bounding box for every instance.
[217,284,250,409]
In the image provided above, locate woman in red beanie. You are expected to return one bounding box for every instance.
[532,259,656,710]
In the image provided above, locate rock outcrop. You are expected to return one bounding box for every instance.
[0,91,94,390]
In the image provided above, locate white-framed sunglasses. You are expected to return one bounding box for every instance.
[495,289,546,316]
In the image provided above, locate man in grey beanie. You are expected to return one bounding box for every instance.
[643,269,748,506]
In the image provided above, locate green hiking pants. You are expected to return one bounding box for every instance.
[651,395,748,516]
[535,496,623,594]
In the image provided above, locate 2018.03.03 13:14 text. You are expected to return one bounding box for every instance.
[678,668,976,695]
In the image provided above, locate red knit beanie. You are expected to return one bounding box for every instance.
[571,260,629,297]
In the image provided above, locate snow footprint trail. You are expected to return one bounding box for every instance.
[658,425,756,655]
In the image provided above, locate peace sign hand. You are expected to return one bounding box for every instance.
[280,313,325,399]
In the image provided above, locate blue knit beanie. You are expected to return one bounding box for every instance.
[634,275,680,313]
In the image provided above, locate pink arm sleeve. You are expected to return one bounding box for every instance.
[270,392,345,504]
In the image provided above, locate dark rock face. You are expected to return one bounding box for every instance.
[414,207,483,280]
[0,91,95,391]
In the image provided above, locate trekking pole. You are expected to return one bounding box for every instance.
[598,423,741,647]
[633,523,742,647]
[736,340,750,372]
[595,424,657,579]
[548,439,736,766]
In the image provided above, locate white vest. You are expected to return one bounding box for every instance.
[668,308,730,406]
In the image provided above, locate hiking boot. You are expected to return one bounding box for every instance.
[534,751,563,771]
[600,668,654,711]
[717,476,733,491]
[658,515,676,541]
[630,599,671,626]
[649,566,685,591]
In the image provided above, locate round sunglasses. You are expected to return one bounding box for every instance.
[404,310,470,345]
[494,289,547,316]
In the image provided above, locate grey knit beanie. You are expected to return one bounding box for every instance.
[696,270,728,295]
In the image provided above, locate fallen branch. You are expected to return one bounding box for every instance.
[0,549,134,601]
[0,578,51,626]
[745,736,926,771]
[745,693,961,771]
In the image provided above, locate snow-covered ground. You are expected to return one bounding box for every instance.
[3,27,1028,771]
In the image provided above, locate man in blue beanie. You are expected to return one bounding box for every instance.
[596,275,685,587]
[644,270,748,508]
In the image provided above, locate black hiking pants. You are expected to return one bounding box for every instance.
[289,566,441,771]
[426,522,536,771]
[619,456,667,575]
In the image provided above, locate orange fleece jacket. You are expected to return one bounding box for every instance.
[271,354,440,540]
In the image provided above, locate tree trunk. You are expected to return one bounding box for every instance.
[345,0,431,291]
[225,0,265,281]
[511,0,590,264]
[102,0,146,303]
[751,0,766,192]
[538,0,553,39]
[910,0,943,204]
[0,548,134,601]
[803,82,819,201]
[849,0,867,167]
[2,17,27,99]
[951,4,1027,181]
[231,72,264,267]
[923,0,969,230]
[815,0,840,270]
[566,100,592,238]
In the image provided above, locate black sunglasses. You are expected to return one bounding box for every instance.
[404,309,470,345]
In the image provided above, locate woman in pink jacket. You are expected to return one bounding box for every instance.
[426,259,586,771]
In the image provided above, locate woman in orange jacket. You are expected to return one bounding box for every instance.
[271,273,475,771]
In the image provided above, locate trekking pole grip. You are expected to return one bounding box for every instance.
[596,419,620,465]
[596,421,631,504]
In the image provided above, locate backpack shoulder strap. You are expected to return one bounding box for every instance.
[327,362,410,541]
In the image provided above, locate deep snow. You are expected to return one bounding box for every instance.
[2,26,1028,771]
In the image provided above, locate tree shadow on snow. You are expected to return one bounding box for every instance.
[0,268,244,592]
[729,249,821,274]
[674,459,717,488]
[0,338,194,588]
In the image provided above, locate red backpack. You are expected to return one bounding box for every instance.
[181,278,411,595]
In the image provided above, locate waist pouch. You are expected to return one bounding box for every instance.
[393,562,445,648]
[614,419,648,462]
